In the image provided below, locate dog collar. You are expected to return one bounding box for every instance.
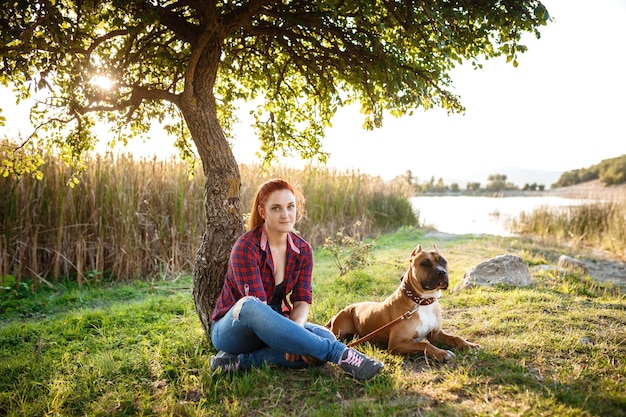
[401,280,437,306]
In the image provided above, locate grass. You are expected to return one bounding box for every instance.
[1,227,625,416]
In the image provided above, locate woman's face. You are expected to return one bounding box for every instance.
[260,189,297,234]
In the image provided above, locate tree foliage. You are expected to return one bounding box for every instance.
[554,154,626,187]
[1,0,549,174]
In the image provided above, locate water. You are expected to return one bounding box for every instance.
[410,195,589,236]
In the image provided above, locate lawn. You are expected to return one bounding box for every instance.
[1,227,624,416]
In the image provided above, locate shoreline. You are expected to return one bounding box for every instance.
[418,179,626,200]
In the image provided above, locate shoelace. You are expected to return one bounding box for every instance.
[340,349,364,367]
[223,359,240,371]
[213,354,241,372]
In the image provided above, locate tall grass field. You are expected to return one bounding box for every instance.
[0,153,416,289]
[3,150,626,290]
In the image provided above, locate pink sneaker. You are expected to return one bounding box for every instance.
[210,351,241,372]
[337,348,384,380]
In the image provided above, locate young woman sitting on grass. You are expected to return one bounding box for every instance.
[210,178,384,381]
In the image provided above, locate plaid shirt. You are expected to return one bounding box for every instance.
[211,225,314,322]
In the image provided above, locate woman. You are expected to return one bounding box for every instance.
[210,178,384,381]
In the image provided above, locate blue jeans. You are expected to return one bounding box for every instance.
[211,297,347,369]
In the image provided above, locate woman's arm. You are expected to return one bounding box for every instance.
[289,301,310,326]
[285,301,320,364]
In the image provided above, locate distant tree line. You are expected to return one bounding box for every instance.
[553,154,626,187]
[394,171,546,195]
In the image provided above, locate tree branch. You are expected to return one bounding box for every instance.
[154,3,202,44]
[85,29,130,55]
[221,0,273,33]
[77,85,179,115]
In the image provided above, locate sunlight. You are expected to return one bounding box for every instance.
[90,75,113,90]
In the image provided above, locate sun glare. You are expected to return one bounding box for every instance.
[90,75,113,90]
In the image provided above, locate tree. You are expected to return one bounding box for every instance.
[0,0,549,338]
[486,173,508,191]
[466,182,481,192]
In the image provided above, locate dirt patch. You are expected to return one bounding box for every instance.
[531,246,626,289]
[586,258,626,288]
[526,244,626,289]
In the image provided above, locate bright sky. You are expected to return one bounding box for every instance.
[277,0,626,180]
[2,0,625,181]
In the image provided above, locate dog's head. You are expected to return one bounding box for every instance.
[405,244,449,292]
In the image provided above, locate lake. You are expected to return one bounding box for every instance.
[410,195,589,236]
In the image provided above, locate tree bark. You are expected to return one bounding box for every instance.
[181,92,244,340]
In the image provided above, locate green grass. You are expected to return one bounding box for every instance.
[1,227,624,416]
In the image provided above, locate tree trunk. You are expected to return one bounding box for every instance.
[181,94,244,340]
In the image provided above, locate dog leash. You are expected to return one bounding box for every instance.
[346,304,420,348]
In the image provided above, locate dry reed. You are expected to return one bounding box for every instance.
[0,153,206,287]
[0,154,416,288]
[510,197,626,257]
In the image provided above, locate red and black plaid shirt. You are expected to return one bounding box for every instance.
[211,225,314,322]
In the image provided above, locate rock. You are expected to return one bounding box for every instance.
[454,254,531,290]
[558,255,589,275]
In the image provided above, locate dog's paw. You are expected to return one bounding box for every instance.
[430,349,455,362]
[442,350,456,361]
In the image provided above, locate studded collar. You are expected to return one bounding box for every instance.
[400,278,437,306]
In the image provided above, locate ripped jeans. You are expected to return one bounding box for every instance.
[211,297,347,369]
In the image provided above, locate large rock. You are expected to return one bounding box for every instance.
[455,254,531,290]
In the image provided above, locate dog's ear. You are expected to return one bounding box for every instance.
[433,244,439,252]
[410,244,423,257]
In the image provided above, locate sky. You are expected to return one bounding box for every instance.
[280,0,626,181]
[2,0,625,182]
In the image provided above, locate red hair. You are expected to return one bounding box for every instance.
[248,178,305,230]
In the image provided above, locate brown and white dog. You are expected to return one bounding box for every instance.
[326,244,479,361]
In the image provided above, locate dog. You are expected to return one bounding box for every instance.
[326,244,479,361]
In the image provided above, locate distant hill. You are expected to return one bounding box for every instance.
[448,167,563,188]
[553,154,626,187]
